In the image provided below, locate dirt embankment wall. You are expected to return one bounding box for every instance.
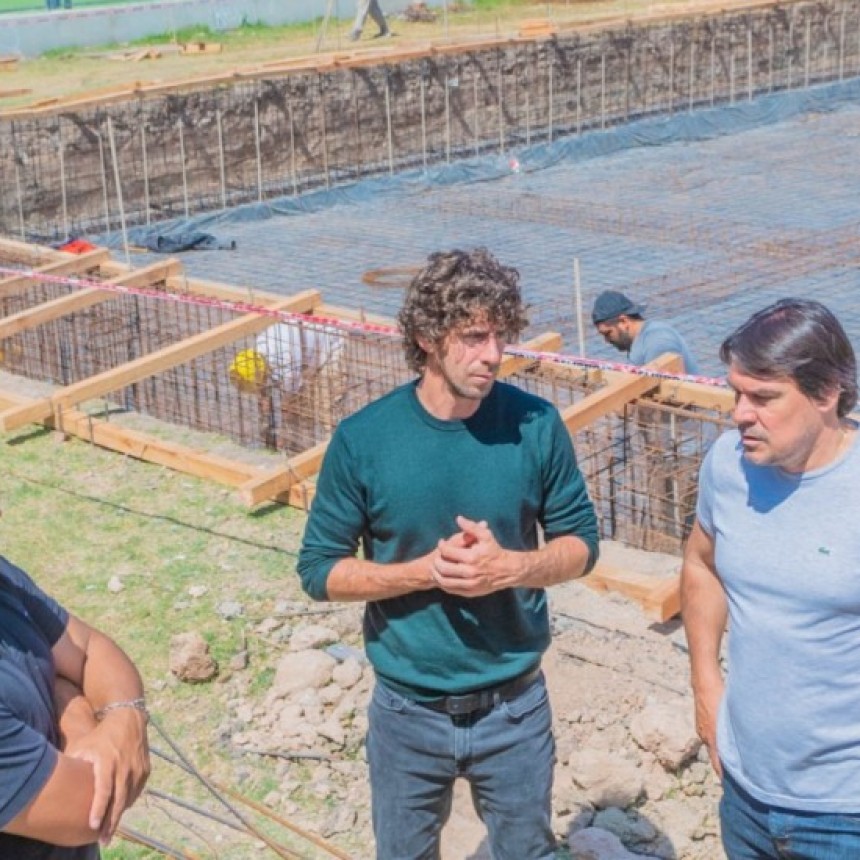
[2,0,858,241]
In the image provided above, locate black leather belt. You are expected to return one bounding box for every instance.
[420,667,542,717]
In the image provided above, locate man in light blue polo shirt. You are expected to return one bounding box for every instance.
[682,298,860,859]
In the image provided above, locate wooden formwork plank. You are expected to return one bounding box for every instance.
[657,378,733,413]
[0,289,319,432]
[0,249,111,297]
[0,385,316,503]
[582,562,681,621]
[500,332,562,375]
[238,441,329,508]
[641,576,681,623]
[0,288,113,340]
[561,353,682,434]
[0,236,54,260]
[0,259,182,341]
[238,332,565,509]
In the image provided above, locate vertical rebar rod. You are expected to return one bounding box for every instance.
[351,71,363,180]
[97,132,111,233]
[804,17,811,87]
[177,120,189,218]
[13,146,25,240]
[548,54,554,142]
[747,24,753,101]
[787,21,794,89]
[600,51,606,127]
[856,11,860,77]
[57,124,69,240]
[216,109,227,209]
[710,36,716,106]
[444,75,451,163]
[643,44,650,113]
[320,79,331,188]
[420,73,428,168]
[140,124,151,224]
[525,71,531,146]
[253,99,263,203]
[729,44,736,103]
[769,23,774,92]
[624,48,631,120]
[497,55,505,153]
[688,40,695,112]
[668,39,675,114]
[288,99,298,196]
[576,57,582,133]
[839,9,845,80]
[107,116,131,266]
[384,74,394,175]
[574,257,585,357]
[473,74,480,156]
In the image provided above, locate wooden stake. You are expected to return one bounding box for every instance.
[97,132,111,233]
[573,257,585,357]
[216,108,227,209]
[253,99,263,202]
[140,124,151,225]
[57,123,69,241]
[107,116,131,267]
[384,73,394,175]
[177,120,189,218]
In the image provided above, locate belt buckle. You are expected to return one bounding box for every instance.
[445,691,483,716]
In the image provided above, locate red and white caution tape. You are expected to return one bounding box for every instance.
[0,265,727,388]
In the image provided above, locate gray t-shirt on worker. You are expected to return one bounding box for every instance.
[629,320,700,374]
[697,427,860,812]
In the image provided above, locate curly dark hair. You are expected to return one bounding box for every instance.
[397,248,529,373]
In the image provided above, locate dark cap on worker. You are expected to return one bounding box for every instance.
[591,290,646,325]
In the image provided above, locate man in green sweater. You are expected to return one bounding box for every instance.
[298,247,599,859]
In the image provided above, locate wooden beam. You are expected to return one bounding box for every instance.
[581,563,681,622]
[657,378,733,413]
[0,287,112,340]
[0,248,111,297]
[0,289,319,432]
[238,441,328,508]
[500,332,563,375]
[0,258,182,347]
[641,576,681,623]
[0,385,315,506]
[561,353,682,434]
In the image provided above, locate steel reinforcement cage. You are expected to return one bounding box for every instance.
[2,0,859,241]
[0,239,732,560]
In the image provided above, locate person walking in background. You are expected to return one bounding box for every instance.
[0,553,150,858]
[591,289,700,374]
[298,247,598,859]
[349,0,389,41]
[682,298,860,858]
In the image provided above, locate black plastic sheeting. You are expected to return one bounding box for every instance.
[102,75,860,252]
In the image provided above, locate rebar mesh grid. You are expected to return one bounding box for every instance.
[3,0,858,241]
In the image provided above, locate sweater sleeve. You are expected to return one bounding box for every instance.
[297,427,368,601]
[540,408,600,573]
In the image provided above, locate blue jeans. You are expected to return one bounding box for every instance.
[721,771,860,859]
[366,673,556,860]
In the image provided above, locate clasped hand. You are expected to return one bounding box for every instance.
[430,515,521,597]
